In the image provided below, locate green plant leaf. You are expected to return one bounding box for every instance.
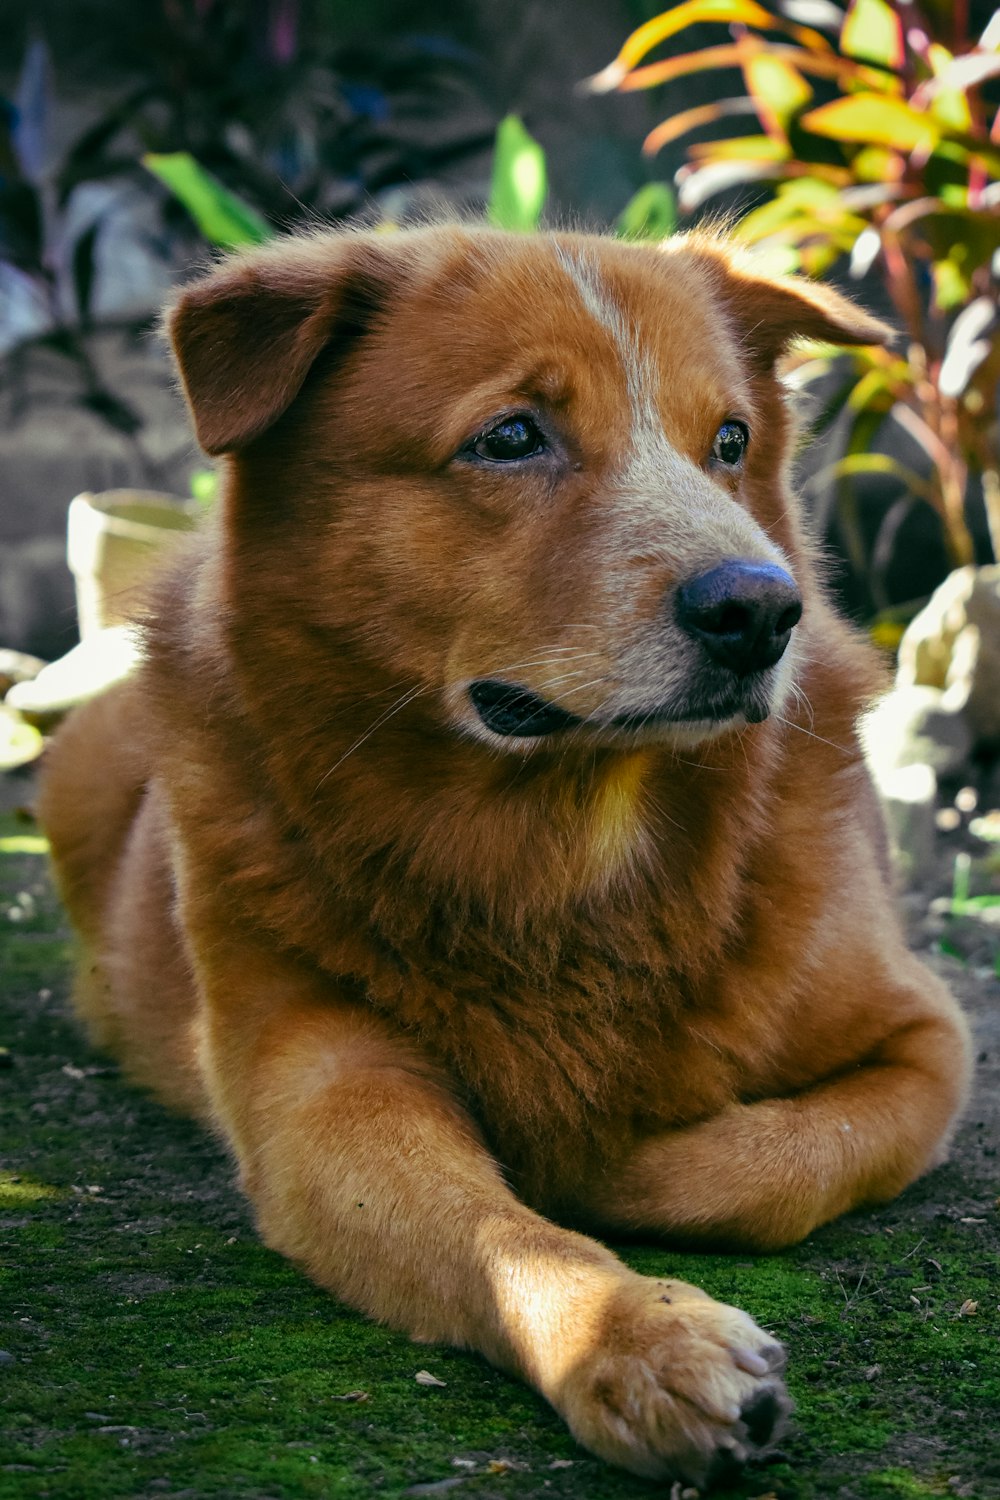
[690,133,791,161]
[921,43,972,135]
[824,452,934,501]
[800,94,940,151]
[743,51,813,139]
[932,256,972,313]
[615,182,677,239]
[487,115,547,233]
[839,0,904,71]
[143,152,271,248]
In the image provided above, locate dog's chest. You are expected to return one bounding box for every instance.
[364,903,744,1197]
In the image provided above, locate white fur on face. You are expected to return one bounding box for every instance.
[538,244,801,738]
[551,243,788,573]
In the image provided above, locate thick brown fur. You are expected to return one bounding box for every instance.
[40,225,971,1486]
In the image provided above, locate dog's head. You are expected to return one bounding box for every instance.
[168,225,888,755]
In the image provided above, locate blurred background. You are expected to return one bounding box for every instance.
[0,0,665,664]
[2,0,1000,889]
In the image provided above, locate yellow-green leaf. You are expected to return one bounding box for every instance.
[142,153,271,247]
[743,52,813,139]
[852,145,904,183]
[932,257,972,312]
[800,94,939,151]
[690,133,790,162]
[488,115,547,233]
[840,0,904,71]
[615,182,677,240]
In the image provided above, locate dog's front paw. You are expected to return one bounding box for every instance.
[554,1277,790,1484]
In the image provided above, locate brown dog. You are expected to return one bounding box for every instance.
[40,225,971,1487]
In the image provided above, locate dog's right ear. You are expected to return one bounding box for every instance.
[166,234,397,456]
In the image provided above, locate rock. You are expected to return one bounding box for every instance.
[874,762,939,886]
[860,685,973,781]
[897,564,1000,748]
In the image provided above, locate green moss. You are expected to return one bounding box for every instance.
[2,810,998,1499]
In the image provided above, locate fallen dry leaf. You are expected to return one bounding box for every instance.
[331,1390,369,1402]
[414,1369,447,1387]
[958,1299,979,1316]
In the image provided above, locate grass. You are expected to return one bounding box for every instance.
[1,808,998,1500]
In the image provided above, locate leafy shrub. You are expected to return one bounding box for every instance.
[589,0,1000,614]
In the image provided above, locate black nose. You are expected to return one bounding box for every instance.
[676,561,802,675]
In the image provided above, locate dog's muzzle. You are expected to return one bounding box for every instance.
[468,560,802,740]
[674,561,801,676]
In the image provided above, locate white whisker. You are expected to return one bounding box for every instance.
[316,683,425,787]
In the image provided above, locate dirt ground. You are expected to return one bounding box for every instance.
[1,760,998,1500]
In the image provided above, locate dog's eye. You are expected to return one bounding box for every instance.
[472,415,546,462]
[712,421,749,467]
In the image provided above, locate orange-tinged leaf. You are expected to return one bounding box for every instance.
[618,41,899,93]
[641,96,758,155]
[584,0,831,91]
[840,0,904,71]
[800,94,940,150]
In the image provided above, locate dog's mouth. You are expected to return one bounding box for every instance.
[468,678,772,739]
[467,680,582,738]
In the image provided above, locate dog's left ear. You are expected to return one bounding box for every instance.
[671,237,893,372]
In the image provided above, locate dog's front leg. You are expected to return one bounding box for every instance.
[592,955,972,1250]
[188,929,789,1484]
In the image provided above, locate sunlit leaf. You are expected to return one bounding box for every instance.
[625,40,896,94]
[642,97,758,155]
[615,182,677,239]
[143,153,271,247]
[846,363,902,414]
[939,296,996,393]
[869,617,907,651]
[920,46,974,132]
[840,0,904,72]
[737,179,864,244]
[743,51,813,140]
[778,0,842,29]
[796,241,845,275]
[823,452,934,500]
[849,225,882,277]
[932,257,972,313]
[689,133,791,162]
[584,0,831,93]
[800,94,940,151]
[922,52,1000,95]
[0,704,43,771]
[488,115,547,233]
[676,158,790,209]
[851,146,904,183]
